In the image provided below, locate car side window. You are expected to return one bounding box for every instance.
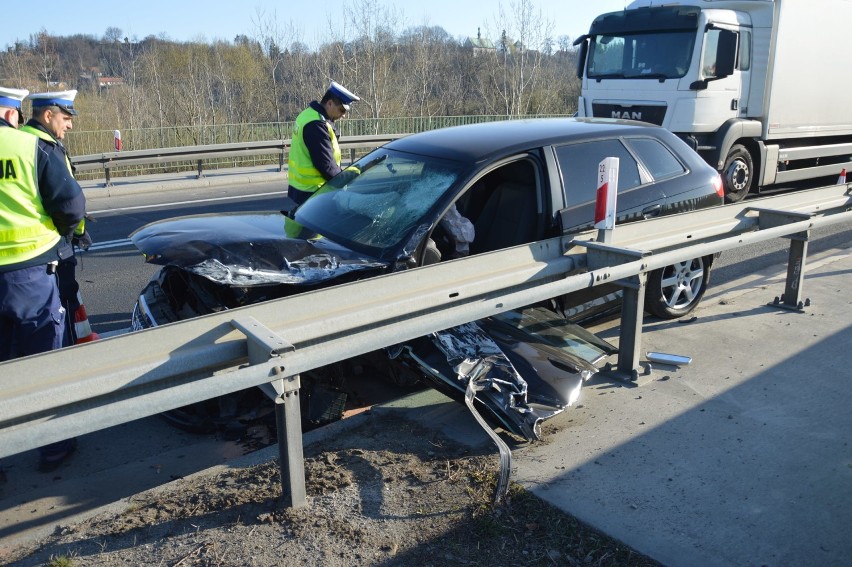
[554,139,641,209]
[625,137,685,181]
[423,159,544,263]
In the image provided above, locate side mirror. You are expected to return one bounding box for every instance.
[575,37,589,79]
[715,29,737,77]
[692,28,737,89]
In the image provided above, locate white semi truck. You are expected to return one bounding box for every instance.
[574,0,852,202]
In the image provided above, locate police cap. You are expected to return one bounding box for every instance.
[325,81,360,111]
[0,86,29,110]
[28,89,78,116]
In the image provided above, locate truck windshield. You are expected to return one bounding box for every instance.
[588,31,696,80]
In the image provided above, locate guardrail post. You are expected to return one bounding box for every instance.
[230,316,306,508]
[196,159,204,179]
[754,208,814,312]
[259,372,306,508]
[771,230,811,311]
[104,163,112,187]
[275,377,306,508]
[584,241,652,384]
[615,273,648,381]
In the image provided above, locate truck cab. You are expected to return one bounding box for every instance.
[575,0,852,202]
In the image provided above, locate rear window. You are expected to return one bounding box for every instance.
[626,137,685,180]
[554,138,641,208]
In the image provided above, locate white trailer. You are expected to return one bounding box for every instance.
[574,0,852,201]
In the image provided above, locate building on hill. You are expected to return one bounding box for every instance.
[464,29,496,57]
[79,69,125,93]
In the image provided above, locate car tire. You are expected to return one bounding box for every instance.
[646,255,713,319]
[159,400,229,434]
[722,144,753,203]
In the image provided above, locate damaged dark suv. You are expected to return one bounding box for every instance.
[130,118,724,440]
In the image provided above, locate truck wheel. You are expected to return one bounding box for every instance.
[722,144,753,203]
[646,255,713,319]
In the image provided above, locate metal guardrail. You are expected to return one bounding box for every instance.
[1,183,850,505]
[71,134,406,186]
[64,116,571,158]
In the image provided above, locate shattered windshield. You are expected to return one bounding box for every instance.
[588,31,695,79]
[294,148,467,258]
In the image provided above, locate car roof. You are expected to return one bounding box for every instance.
[385,117,669,163]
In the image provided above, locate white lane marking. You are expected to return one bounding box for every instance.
[83,239,135,251]
[89,190,286,214]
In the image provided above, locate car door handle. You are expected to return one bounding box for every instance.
[642,204,662,218]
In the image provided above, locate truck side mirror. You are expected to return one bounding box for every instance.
[690,28,738,90]
[575,37,589,79]
[715,29,737,77]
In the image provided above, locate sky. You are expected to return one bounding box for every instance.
[0,0,627,50]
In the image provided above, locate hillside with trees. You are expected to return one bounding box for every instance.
[0,0,582,144]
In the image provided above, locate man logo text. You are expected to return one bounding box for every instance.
[611,111,642,120]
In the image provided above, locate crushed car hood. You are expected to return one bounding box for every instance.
[130,212,389,286]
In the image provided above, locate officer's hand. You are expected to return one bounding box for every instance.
[72,230,93,251]
[336,167,360,186]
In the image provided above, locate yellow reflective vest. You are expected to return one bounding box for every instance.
[288,106,341,194]
[0,127,61,266]
[21,125,73,173]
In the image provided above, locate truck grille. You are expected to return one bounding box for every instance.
[592,104,667,126]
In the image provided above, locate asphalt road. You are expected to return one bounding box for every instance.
[80,180,288,333]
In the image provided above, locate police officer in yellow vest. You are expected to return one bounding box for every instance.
[287,81,360,206]
[0,86,86,472]
[22,90,92,347]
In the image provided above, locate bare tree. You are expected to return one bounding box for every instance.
[0,44,37,90]
[400,25,454,118]
[476,0,555,115]
[103,27,123,43]
[250,8,307,129]
[32,31,59,89]
[280,40,319,120]
[336,0,404,123]
[137,44,168,143]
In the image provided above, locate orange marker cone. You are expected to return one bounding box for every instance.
[838,168,847,184]
[73,291,100,344]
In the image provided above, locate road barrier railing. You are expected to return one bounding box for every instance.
[1,183,850,506]
[71,134,406,186]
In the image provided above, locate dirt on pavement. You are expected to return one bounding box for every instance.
[3,413,659,567]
